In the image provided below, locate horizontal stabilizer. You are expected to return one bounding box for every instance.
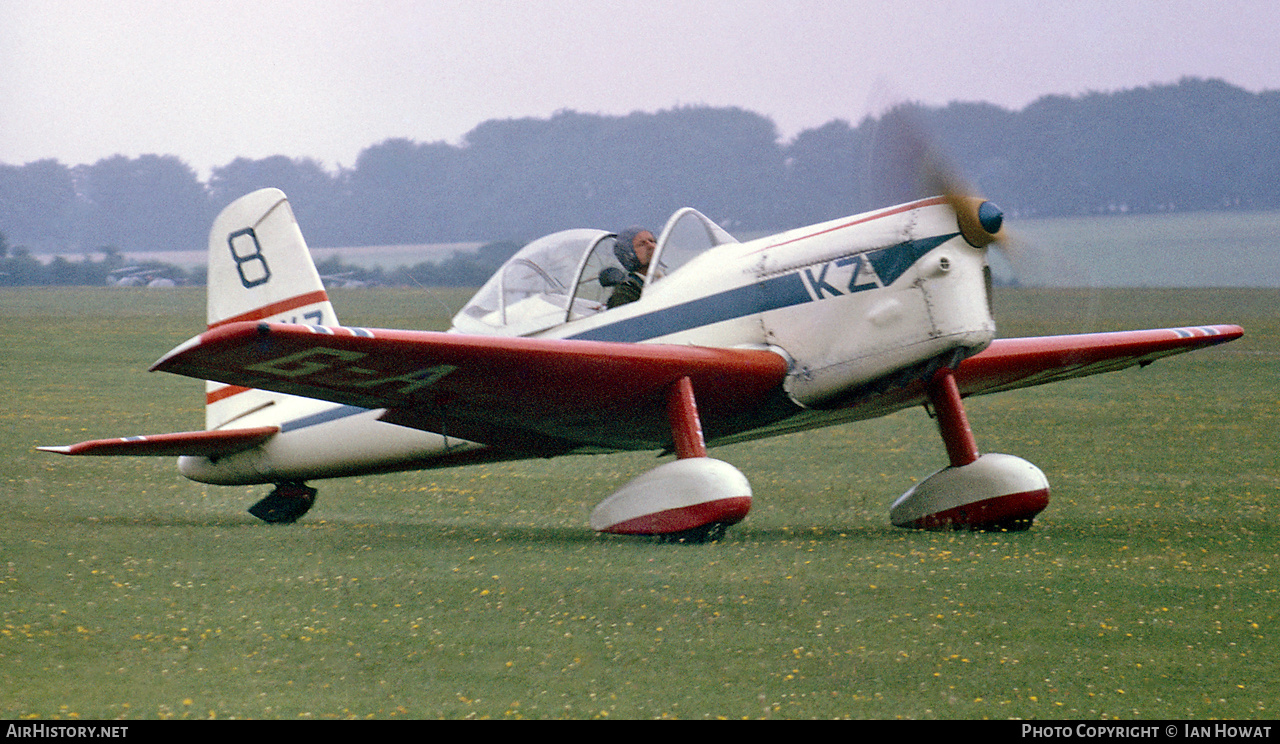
[38,426,279,457]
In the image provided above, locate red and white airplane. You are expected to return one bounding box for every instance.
[40,187,1242,539]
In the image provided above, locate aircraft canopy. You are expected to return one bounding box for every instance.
[451,208,738,336]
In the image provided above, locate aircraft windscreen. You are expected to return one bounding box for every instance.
[648,208,738,284]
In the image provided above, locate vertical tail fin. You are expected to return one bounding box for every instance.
[204,188,339,430]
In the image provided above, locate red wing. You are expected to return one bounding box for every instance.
[38,426,279,457]
[955,325,1243,396]
[784,324,1242,422]
[151,322,791,452]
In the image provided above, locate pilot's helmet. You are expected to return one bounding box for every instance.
[613,225,649,272]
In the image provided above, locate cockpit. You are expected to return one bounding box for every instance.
[451,208,738,336]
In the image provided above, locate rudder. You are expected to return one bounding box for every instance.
[204,188,339,430]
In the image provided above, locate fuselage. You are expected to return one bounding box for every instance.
[179,197,997,486]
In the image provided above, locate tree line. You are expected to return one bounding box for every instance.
[3,77,1277,267]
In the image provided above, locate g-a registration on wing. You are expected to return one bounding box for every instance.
[41,184,1242,540]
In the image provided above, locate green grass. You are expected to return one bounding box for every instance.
[2,287,1276,719]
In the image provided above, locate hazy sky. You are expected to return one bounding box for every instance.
[4,1,1279,176]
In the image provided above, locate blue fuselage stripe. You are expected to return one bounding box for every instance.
[280,404,370,433]
[567,272,811,343]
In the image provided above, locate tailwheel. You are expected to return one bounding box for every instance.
[248,482,317,524]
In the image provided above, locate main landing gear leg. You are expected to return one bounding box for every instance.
[590,376,753,542]
[248,482,318,524]
[890,368,1051,531]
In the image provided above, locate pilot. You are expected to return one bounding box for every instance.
[606,226,657,308]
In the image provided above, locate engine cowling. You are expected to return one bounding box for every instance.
[890,453,1049,531]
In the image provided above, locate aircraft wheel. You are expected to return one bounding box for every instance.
[590,458,752,538]
[889,453,1049,531]
[248,483,317,524]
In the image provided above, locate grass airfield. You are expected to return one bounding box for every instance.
[2,286,1276,720]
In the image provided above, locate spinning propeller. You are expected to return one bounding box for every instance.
[867,105,1021,267]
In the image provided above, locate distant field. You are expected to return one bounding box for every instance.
[37,208,1280,287]
[1,287,1276,719]
[994,209,1280,288]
